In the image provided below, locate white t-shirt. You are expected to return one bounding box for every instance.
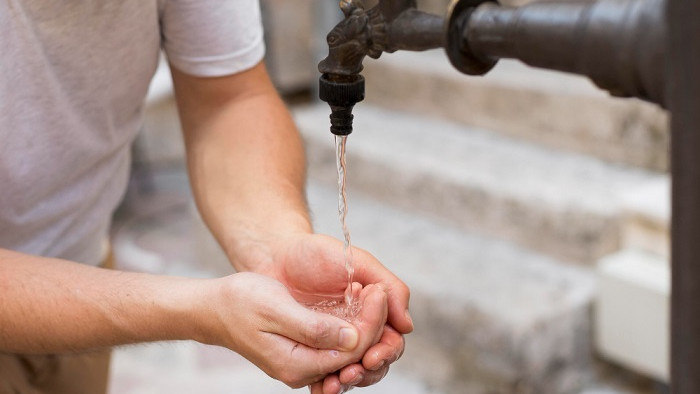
[0,0,265,265]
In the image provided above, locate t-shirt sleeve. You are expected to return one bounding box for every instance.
[160,0,265,77]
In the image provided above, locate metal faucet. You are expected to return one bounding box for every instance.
[318,0,445,135]
[318,0,666,136]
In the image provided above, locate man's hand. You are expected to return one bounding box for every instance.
[198,272,387,389]
[250,233,412,393]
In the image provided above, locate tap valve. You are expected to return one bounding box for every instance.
[319,73,365,136]
[318,0,444,136]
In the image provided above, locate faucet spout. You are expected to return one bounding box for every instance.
[318,0,446,135]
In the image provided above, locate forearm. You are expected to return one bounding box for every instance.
[0,248,207,354]
[173,63,312,272]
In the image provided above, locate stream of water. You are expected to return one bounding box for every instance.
[336,135,355,313]
[303,135,359,322]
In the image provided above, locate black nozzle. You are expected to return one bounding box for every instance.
[319,74,365,136]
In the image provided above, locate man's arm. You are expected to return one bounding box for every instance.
[171,63,412,329]
[171,62,413,393]
[0,247,391,388]
[171,62,311,272]
[0,248,200,353]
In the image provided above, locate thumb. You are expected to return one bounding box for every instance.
[272,299,360,351]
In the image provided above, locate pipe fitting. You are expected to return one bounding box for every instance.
[446,0,499,76]
[319,74,365,136]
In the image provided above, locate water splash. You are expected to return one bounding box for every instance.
[305,299,360,322]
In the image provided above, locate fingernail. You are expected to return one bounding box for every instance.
[349,373,363,386]
[339,327,358,350]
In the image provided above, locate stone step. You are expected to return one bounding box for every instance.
[595,248,670,383]
[361,49,669,171]
[618,178,670,259]
[294,103,664,265]
[306,182,596,394]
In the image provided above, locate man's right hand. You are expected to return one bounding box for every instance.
[196,272,388,389]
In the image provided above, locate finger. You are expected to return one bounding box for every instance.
[352,248,413,334]
[300,284,389,373]
[361,325,404,371]
[352,284,388,347]
[270,298,360,351]
[338,363,365,385]
[309,381,324,394]
[351,282,362,298]
[339,362,389,388]
[274,284,389,386]
[359,366,389,387]
[322,374,341,394]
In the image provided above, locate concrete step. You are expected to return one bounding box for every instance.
[294,103,664,265]
[361,50,669,171]
[618,178,670,259]
[595,248,670,383]
[307,182,596,394]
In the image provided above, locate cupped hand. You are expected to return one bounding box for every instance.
[253,233,412,393]
[257,233,413,334]
[201,272,387,389]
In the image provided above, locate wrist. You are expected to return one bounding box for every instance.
[184,274,255,350]
[222,213,312,274]
[139,276,216,344]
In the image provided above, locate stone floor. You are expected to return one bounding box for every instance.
[107,164,441,394]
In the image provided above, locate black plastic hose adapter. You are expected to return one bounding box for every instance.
[319,74,365,136]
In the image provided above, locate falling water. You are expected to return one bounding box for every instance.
[302,135,359,321]
[336,135,355,312]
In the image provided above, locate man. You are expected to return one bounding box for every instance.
[0,1,412,394]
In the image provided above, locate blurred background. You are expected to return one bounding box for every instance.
[108,1,670,393]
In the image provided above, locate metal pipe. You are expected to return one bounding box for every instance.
[388,9,445,51]
[447,0,667,106]
[668,0,700,389]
